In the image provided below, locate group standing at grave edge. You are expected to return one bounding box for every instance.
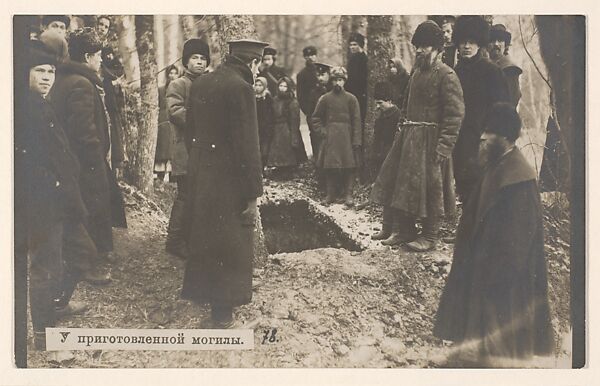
[17,14,553,366]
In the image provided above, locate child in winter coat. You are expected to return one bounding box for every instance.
[265,77,305,173]
[254,77,274,168]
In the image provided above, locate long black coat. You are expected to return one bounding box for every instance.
[22,93,88,234]
[453,52,509,199]
[296,63,318,117]
[434,148,554,360]
[346,51,368,125]
[372,105,400,172]
[50,61,127,253]
[256,93,274,165]
[181,56,263,306]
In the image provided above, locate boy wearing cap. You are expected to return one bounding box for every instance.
[41,15,70,38]
[311,66,362,206]
[434,103,554,366]
[22,40,90,348]
[165,38,210,259]
[182,39,268,328]
[488,24,523,107]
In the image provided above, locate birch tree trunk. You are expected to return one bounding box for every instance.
[133,15,159,194]
[213,15,269,264]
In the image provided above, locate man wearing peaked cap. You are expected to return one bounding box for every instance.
[164,38,211,259]
[181,37,268,328]
[296,45,320,156]
[488,24,523,107]
[452,15,510,204]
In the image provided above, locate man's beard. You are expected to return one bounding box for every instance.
[478,138,506,170]
[414,51,434,71]
[333,84,343,93]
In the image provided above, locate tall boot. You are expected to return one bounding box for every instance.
[406,215,439,252]
[372,205,393,240]
[166,198,189,258]
[382,211,417,245]
[324,173,336,205]
[343,171,355,207]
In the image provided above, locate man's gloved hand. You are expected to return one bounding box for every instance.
[240,198,258,227]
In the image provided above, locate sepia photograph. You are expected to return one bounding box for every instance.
[9,5,588,379]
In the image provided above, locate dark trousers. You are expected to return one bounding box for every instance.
[56,220,98,308]
[167,175,188,246]
[28,222,63,333]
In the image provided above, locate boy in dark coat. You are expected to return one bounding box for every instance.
[182,39,268,328]
[165,38,210,258]
[452,15,510,203]
[346,33,368,127]
[311,66,362,206]
[254,76,274,167]
[434,103,554,367]
[21,41,90,349]
[371,82,400,174]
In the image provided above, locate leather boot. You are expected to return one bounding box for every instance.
[343,172,355,207]
[323,174,336,205]
[372,206,393,240]
[406,216,439,252]
[382,212,417,245]
[166,199,189,259]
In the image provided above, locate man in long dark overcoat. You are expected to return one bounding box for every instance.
[50,28,126,278]
[488,24,523,108]
[452,16,509,203]
[371,21,464,252]
[296,45,320,157]
[181,39,268,328]
[434,103,554,366]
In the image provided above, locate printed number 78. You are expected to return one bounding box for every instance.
[262,328,278,344]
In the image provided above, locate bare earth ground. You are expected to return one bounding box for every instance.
[27,163,572,368]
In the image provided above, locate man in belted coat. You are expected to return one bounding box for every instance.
[165,38,210,258]
[488,24,523,108]
[370,20,464,252]
[434,103,554,366]
[181,39,268,328]
[452,15,509,203]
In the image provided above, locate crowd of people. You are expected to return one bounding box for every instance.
[17,14,556,367]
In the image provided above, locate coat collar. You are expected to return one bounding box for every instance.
[58,60,103,86]
[494,54,523,74]
[224,55,255,85]
[473,147,537,228]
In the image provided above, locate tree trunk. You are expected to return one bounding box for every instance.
[133,16,159,194]
[213,15,269,264]
[364,16,395,182]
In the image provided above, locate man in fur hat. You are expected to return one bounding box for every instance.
[182,38,268,328]
[311,66,362,206]
[165,38,210,259]
[371,20,464,252]
[489,24,523,107]
[258,46,287,95]
[452,15,509,203]
[434,103,554,366]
